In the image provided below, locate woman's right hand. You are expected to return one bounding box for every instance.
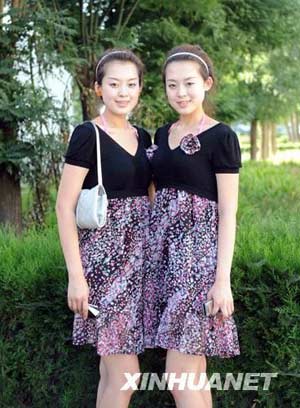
[67,274,89,320]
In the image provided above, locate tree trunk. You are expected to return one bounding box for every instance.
[250,119,258,160]
[285,121,292,141]
[0,0,4,23]
[0,120,23,232]
[261,122,266,160]
[0,1,24,232]
[271,122,277,156]
[76,67,99,121]
[0,165,22,233]
[261,122,270,160]
[295,111,300,141]
[79,88,99,121]
[291,113,297,142]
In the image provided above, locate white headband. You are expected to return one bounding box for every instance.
[95,51,126,77]
[166,52,209,75]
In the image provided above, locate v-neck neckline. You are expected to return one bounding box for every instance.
[167,122,222,151]
[95,123,140,157]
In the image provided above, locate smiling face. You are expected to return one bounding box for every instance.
[95,60,142,116]
[165,60,213,116]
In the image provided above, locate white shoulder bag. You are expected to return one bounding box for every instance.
[75,122,108,229]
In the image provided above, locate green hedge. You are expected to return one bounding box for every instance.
[1,162,299,407]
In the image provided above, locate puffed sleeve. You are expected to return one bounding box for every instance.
[64,122,96,169]
[212,129,242,173]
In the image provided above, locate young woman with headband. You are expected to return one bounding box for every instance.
[56,48,152,408]
[144,44,241,407]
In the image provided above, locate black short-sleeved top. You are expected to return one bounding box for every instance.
[64,122,152,199]
[152,122,242,203]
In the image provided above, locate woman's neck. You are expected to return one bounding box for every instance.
[101,109,128,129]
[179,107,205,127]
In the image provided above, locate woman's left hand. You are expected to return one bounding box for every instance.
[206,280,234,319]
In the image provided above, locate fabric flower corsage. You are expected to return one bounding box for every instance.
[146,144,158,160]
[180,134,201,155]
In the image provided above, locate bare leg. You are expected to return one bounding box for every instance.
[99,354,140,408]
[166,350,212,408]
[96,359,108,407]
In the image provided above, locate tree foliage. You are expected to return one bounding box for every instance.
[1,0,300,228]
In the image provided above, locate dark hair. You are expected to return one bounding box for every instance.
[162,44,216,115]
[163,44,215,83]
[95,48,144,86]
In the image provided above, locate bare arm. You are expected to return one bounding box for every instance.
[56,163,90,319]
[207,173,239,318]
[215,173,239,283]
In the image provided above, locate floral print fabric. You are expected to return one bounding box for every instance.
[144,188,240,357]
[73,195,151,356]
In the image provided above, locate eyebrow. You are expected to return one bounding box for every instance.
[107,77,139,81]
[166,76,198,82]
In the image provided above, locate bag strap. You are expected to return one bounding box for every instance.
[90,121,102,186]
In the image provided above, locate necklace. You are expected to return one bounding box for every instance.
[172,113,207,137]
[100,114,138,138]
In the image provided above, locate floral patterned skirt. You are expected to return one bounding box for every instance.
[73,195,151,356]
[143,188,240,357]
